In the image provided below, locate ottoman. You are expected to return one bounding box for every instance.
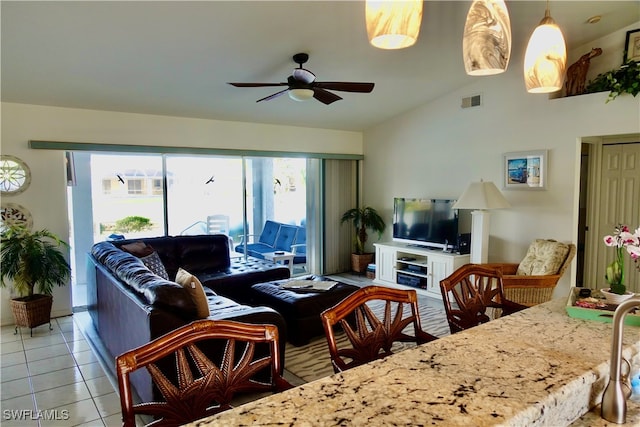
[251,277,359,346]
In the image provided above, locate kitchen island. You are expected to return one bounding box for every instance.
[188,297,640,426]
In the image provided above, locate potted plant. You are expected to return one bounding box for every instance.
[0,224,71,334]
[341,206,386,273]
[585,59,640,103]
[600,224,639,304]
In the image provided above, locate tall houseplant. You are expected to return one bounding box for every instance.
[0,224,71,334]
[341,206,386,273]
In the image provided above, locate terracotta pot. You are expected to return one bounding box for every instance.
[351,253,374,273]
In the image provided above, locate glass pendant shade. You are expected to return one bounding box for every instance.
[288,88,314,102]
[365,0,423,50]
[462,0,512,76]
[523,10,567,93]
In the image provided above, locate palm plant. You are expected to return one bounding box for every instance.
[0,224,70,298]
[341,206,386,254]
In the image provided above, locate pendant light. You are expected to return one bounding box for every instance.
[523,0,567,93]
[462,0,512,76]
[365,0,423,50]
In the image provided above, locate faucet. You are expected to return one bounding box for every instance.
[601,296,640,424]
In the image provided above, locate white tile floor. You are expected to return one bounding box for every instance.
[0,315,121,427]
[0,273,374,427]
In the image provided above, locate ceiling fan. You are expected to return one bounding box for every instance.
[228,53,374,105]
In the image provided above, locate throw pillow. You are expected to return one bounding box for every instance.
[516,239,570,276]
[175,268,210,319]
[121,241,155,258]
[140,251,170,280]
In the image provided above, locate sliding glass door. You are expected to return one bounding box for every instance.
[90,154,165,241]
[69,152,309,308]
[165,156,244,238]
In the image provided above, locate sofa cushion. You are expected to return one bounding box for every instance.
[175,268,210,319]
[258,220,280,246]
[516,239,570,276]
[274,224,298,252]
[174,235,231,274]
[140,251,169,280]
[121,241,155,257]
[91,242,197,318]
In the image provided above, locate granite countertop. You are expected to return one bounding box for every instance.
[189,298,640,427]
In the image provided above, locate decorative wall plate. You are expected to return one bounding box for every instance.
[0,202,33,230]
[0,155,31,196]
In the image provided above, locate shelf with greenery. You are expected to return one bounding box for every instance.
[585,59,640,102]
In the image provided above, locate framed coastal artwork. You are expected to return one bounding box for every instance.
[503,150,548,190]
[624,28,640,63]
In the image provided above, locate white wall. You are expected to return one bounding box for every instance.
[0,103,363,325]
[362,24,640,301]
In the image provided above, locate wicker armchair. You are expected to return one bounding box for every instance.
[483,240,576,307]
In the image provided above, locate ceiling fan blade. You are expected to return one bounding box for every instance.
[228,82,287,87]
[314,82,375,93]
[292,68,316,84]
[313,88,342,105]
[256,89,289,103]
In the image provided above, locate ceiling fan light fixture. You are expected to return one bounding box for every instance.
[365,0,422,50]
[523,3,567,93]
[288,88,314,102]
[462,0,511,76]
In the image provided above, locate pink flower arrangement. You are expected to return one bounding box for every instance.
[603,224,640,294]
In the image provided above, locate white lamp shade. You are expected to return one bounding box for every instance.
[365,0,422,50]
[523,14,567,93]
[452,180,510,210]
[463,0,512,76]
[288,88,314,102]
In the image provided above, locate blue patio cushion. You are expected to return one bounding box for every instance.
[258,220,280,246]
[274,224,298,252]
[292,226,306,264]
[293,227,306,254]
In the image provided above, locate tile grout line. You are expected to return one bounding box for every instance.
[59,316,111,426]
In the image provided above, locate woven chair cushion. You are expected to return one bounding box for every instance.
[516,239,570,276]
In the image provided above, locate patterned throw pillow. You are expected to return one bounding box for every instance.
[516,239,570,276]
[175,268,210,319]
[140,251,169,280]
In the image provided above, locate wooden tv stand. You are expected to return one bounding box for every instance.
[373,242,469,299]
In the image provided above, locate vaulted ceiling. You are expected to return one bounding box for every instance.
[2,1,638,131]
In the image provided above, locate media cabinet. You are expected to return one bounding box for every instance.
[373,242,470,299]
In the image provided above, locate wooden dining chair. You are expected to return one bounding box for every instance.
[439,263,527,334]
[320,286,438,373]
[116,319,293,427]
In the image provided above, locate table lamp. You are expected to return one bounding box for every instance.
[452,180,510,263]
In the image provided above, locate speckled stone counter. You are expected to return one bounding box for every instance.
[189,298,640,426]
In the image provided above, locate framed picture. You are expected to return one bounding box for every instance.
[503,150,548,190]
[624,28,640,63]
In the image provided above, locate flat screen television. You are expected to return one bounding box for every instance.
[393,198,469,249]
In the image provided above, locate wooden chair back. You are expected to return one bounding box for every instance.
[439,264,526,334]
[116,320,293,427]
[320,286,437,373]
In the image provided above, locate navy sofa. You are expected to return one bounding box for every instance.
[235,220,306,264]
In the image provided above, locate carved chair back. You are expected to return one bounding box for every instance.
[320,286,438,373]
[116,319,293,427]
[439,264,526,334]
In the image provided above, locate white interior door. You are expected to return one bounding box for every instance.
[594,143,640,293]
